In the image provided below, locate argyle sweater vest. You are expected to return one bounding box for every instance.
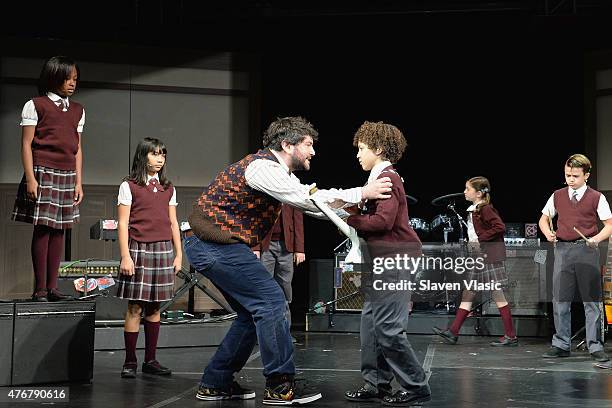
[188,149,283,246]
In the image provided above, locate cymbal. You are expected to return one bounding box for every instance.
[431,192,464,207]
[405,195,418,205]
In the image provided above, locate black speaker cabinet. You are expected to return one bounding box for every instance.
[58,277,128,321]
[12,301,96,385]
[308,259,335,310]
[0,303,14,386]
[483,248,547,316]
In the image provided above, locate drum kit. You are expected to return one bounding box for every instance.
[407,192,468,243]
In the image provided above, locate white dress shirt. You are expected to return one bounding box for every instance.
[244,149,363,215]
[117,173,177,206]
[466,201,483,243]
[20,92,86,133]
[541,184,612,220]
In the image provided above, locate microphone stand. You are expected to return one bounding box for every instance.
[447,202,468,243]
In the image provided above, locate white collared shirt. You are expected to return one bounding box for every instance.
[466,201,483,242]
[117,173,178,206]
[244,149,363,214]
[541,184,612,220]
[367,160,393,184]
[20,92,86,133]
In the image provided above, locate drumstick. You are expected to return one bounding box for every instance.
[573,226,589,242]
[548,211,554,233]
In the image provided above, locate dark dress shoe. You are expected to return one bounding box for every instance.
[345,385,390,402]
[121,363,137,378]
[47,289,73,301]
[382,387,432,406]
[542,346,570,358]
[490,336,519,347]
[432,326,458,345]
[32,291,48,302]
[142,360,172,376]
[590,350,610,362]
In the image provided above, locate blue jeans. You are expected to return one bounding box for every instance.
[183,235,295,388]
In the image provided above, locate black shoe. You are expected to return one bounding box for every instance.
[432,326,458,345]
[263,377,322,405]
[382,387,432,406]
[32,291,48,302]
[542,346,570,358]
[47,288,73,301]
[196,381,256,400]
[121,363,137,378]
[490,335,519,347]
[591,351,610,362]
[345,385,390,402]
[291,336,298,344]
[142,360,172,375]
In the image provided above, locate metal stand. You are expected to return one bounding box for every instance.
[159,267,235,316]
[308,290,360,328]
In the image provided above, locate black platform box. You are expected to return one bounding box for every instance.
[11,301,96,385]
[0,302,14,386]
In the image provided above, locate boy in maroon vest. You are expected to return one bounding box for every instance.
[539,154,612,362]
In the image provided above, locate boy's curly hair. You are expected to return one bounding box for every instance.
[352,121,407,163]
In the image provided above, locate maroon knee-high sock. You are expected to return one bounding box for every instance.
[124,332,139,365]
[46,229,64,290]
[31,226,50,293]
[144,320,160,363]
[449,308,471,336]
[498,305,516,338]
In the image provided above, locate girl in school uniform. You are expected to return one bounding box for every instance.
[116,138,182,378]
[12,56,84,302]
[433,176,518,347]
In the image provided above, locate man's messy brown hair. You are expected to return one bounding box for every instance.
[352,121,407,163]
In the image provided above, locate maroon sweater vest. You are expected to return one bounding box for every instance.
[31,96,83,171]
[188,149,283,246]
[553,187,600,241]
[127,180,173,243]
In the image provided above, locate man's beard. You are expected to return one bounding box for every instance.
[290,154,309,171]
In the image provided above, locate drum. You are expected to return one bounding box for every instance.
[430,214,459,242]
[409,218,430,240]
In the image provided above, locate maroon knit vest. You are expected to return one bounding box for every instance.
[188,149,283,246]
[31,96,83,170]
[127,180,173,242]
[553,186,600,241]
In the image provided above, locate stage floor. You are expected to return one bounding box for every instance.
[2,332,611,407]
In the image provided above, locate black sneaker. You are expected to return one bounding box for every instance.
[32,291,48,302]
[590,350,610,362]
[432,326,458,345]
[121,363,137,378]
[542,346,570,358]
[142,360,172,375]
[490,335,519,347]
[263,378,322,405]
[345,385,391,402]
[382,387,432,406]
[196,381,256,400]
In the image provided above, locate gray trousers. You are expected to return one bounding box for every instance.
[360,289,427,392]
[551,242,603,353]
[261,240,294,326]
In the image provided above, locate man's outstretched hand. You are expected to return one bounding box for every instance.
[362,177,392,200]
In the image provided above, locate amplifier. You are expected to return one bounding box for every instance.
[59,260,119,277]
[11,301,95,385]
[483,248,547,316]
[334,252,364,311]
[504,238,540,247]
[90,219,118,241]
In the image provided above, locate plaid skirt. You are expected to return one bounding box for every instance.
[11,166,79,229]
[116,239,175,302]
[466,261,508,287]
